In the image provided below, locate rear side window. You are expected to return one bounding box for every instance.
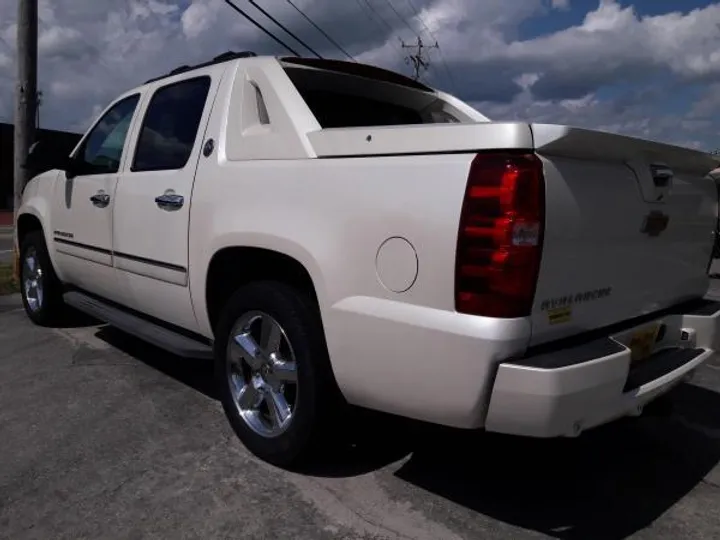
[132,76,211,172]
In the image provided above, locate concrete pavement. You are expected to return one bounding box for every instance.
[1,294,720,539]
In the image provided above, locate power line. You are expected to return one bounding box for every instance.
[284,0,355,61]
[401,36,437,81]
[361,0,394,33]
[351,0,406,63]
[350,0,388,47]
[246,0,322,58]
[382,0,418,36]
[352,0,380,30]
[402,0,460,95]
[224,0,300,56]
[404,0,435,40]
[386,0,449,87]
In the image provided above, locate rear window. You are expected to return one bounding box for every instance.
[283,65,463,129]
[299,89,424,128]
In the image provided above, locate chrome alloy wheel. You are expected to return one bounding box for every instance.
[22,246,44,312]
[226,311,299,438]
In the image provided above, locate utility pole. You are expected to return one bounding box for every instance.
[36,90,43,130]
[14,0,38,275]
[401,36,438,81]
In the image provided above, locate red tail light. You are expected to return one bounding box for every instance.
[455,152,545,318]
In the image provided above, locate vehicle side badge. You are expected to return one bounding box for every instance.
[203,138,214,157]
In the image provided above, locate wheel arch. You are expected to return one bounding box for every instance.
[16,212,44,246]
[204,245,326,336]
[15,202,69,284]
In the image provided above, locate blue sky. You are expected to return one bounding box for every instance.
[520,0,714,37]
[0,0,719,151]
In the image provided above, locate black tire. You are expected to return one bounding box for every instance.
[19,230,65,326]
[214,281,343,467]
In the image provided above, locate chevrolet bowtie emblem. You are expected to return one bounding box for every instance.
[641,210,670,237]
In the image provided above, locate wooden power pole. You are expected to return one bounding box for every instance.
[401,36,438,81]
[13,0,38,276]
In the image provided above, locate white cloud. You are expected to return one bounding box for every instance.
[38,26,93,60]
[0,0,718,150]
[181,2,217,39]
[471,83,717,149]
[514,73,540,91]
[470,0,720,83]
[559,94,597,112]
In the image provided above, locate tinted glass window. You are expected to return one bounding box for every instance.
[75,94,140,175]
[300,89,424,128]
[132,77,211,172]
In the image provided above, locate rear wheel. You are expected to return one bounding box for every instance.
[19,231,65,326]
[214,281,342,467]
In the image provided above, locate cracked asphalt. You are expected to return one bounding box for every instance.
[1,291,720,540]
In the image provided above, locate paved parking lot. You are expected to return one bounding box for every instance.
[1,293,720,540]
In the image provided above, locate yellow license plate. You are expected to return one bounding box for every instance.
[628,324,660,364]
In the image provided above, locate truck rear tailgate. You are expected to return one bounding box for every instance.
[530,124,719,345]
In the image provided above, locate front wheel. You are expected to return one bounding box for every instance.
[214,281,342,467]
[19,231,65,326]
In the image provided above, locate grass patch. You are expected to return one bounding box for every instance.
[0,263,19,295]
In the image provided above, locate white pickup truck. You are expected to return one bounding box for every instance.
[16,51,720,466]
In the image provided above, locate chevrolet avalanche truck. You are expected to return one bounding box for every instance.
[15,51,720,466]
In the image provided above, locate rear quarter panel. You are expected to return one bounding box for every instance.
[189,153,473,328]
[187,152,510,418]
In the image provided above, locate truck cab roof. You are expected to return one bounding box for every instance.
[143,50,435,94]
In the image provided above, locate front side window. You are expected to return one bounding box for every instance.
[75,94,140,175]
[132,76,211,172]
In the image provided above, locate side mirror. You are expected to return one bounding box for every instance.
[24,140,72,177]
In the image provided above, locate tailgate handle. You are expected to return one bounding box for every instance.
[650,165,673,188]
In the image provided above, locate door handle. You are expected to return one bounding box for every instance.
[155,192,184,211]
[89,191,110,208]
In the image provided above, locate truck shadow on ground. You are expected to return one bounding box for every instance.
[392,385,720,540]
[94,325,720,540]
[94,325,219,400]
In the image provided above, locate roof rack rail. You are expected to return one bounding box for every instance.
[169,65,191,76]
[144,50,258,85]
